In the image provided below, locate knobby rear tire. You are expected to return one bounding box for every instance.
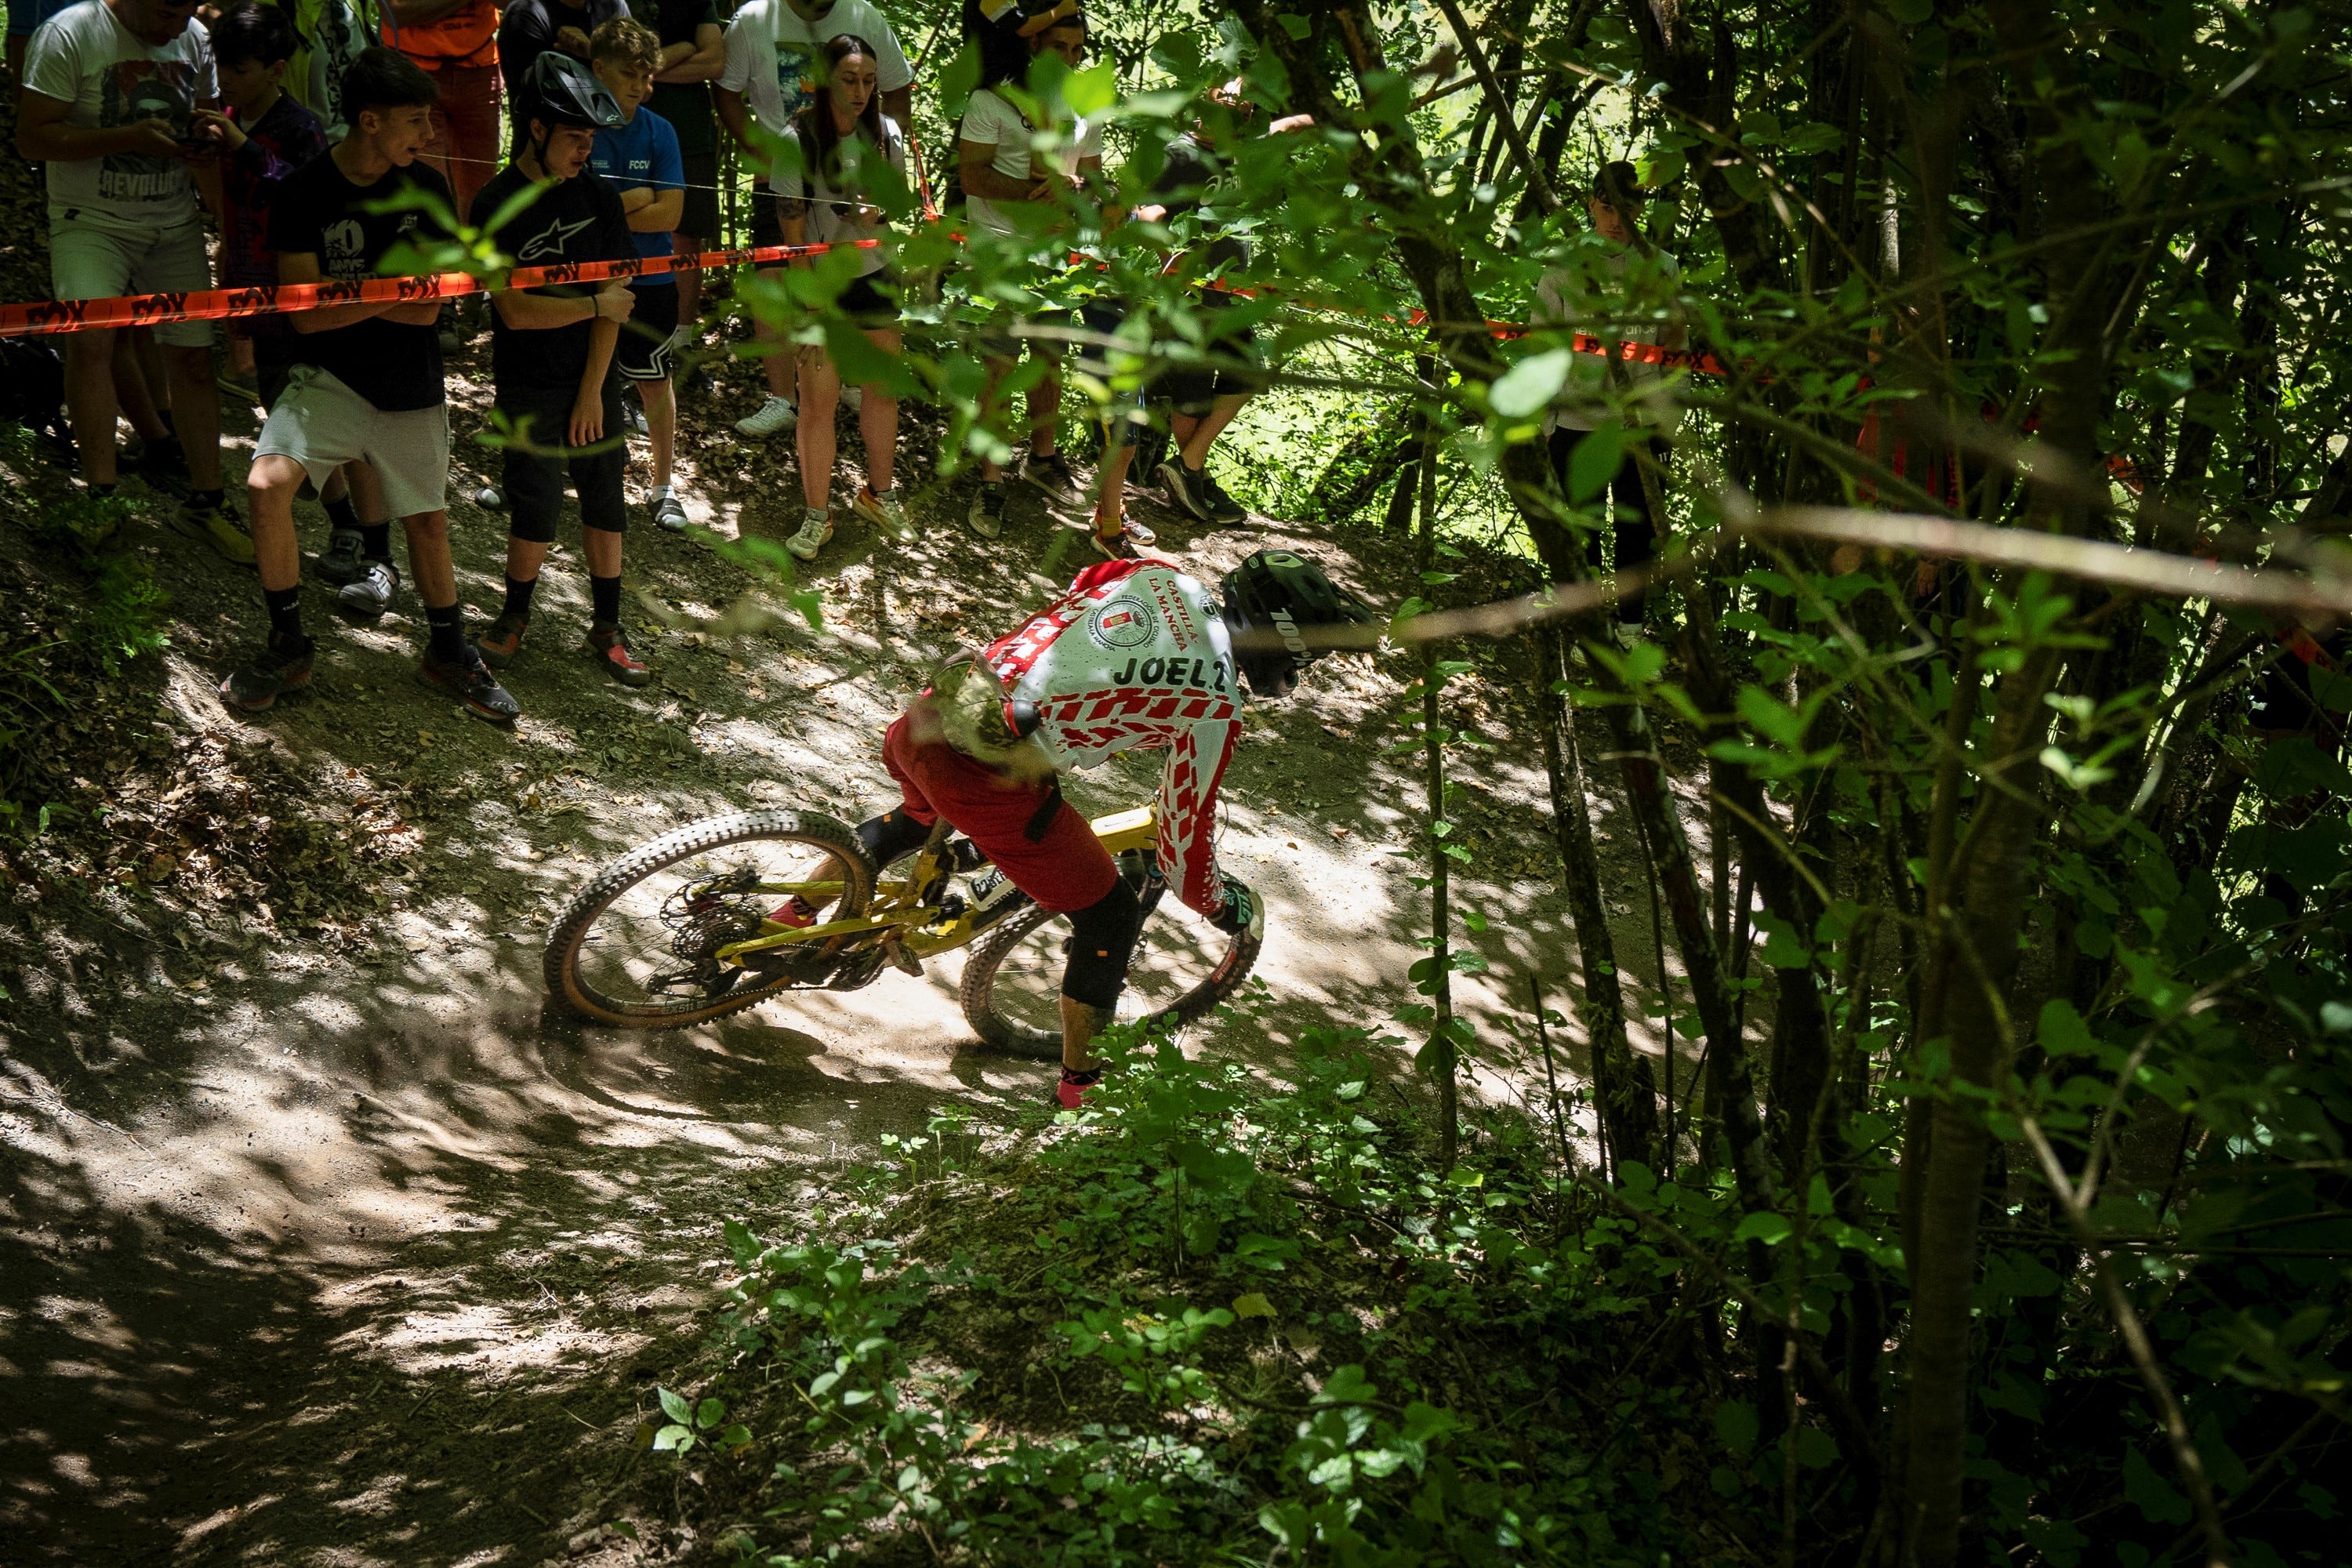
[544,809,877,1029]
[957,896,1263,1060]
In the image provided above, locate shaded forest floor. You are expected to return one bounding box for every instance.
[0,303,1718,1564]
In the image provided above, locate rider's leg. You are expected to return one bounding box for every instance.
[1058,877,1142,1071]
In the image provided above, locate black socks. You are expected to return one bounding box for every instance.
[590,573,621,626]
[323,493,358,534]
[424,603,466,666]
[264,585,304,645]
[188,487,223,510]
[503,575,538,619]
[359,521,392,562]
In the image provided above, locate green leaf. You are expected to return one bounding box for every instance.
[2123,1445,2192,1526]
[657,1386,691,1425]
[1733,1210,1793,1245]
[1736,684,1808,747]
[1489,350,1573,419]
[2038,998,2096,1057]
[695,1396,726,1430]
[1567,423,1625,503]
[1715,1399,1759,1457]
[1276,12,1312,38]
[1063,60,1118,117]
[1316,1363,1380,1404]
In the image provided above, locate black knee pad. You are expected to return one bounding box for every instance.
[1061,878,1142,1011]
[857,808,935,869]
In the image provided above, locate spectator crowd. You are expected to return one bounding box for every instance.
[2,0,1675,724]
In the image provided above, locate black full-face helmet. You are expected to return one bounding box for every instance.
[524,51,624,136]
[1218,550,1377,699]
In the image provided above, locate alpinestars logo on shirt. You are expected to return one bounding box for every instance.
[516,213,597,262]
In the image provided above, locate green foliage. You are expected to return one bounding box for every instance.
[681,1021,1726,1565]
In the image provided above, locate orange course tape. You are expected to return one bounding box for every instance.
[0,239,882,337]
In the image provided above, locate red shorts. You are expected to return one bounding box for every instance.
[882,708,1117,913]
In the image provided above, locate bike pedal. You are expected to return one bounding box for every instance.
[884,938,924,978]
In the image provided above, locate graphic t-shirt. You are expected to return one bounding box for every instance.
[959,85,1098,241]
[717,0,909,183]
[632,0,719,155]
[24,0,216,230]
[265,152,453,410]
[975,558,1240,917]
[773,111,902,277]
[471,163,637,400]
[221,92,329,290]
[589,107,684,288]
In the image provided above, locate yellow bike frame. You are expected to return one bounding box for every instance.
[713,804,1160,969]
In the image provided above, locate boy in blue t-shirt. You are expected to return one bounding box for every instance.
[586,18,688,532]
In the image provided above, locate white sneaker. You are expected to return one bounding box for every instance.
[785,507,833,561]
[735,395,797,437]
[852,485,913,543]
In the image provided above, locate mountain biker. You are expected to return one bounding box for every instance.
[781,550,1374,1107]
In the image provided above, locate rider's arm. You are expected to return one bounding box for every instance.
[1157,713,1242,918]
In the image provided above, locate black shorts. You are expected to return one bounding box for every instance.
[499,383,629,542]
[616,283,680,381]
[837,271,900,325]
[1160,317,1263,415]
[750,181,785,257]
[678,147,719,244]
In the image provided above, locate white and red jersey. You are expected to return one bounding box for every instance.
[982,559,1240,916]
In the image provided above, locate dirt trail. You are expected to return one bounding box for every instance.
[0,344,1685,1564]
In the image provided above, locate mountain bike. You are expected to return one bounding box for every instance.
[543,804,1263,1057]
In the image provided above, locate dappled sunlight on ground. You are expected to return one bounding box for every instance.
[0,351,1737,1562]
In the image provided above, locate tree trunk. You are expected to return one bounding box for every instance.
[1531,625,1657,1171]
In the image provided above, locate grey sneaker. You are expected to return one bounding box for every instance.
[652,492,691,532]
[336,558,400,621]
[1021,451,1084,506]
[784,507,834,561]
[967,481,1007,539]
[316,528,367,585]
[735,394,797,437]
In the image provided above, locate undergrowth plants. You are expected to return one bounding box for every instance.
[681,1011,1738,1566]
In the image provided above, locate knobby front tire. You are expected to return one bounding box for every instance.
[544,810,878,1029]
[958,892,1263,1059]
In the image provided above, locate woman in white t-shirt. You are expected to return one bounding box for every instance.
[774,32,912,562]
[954,9,1100,539]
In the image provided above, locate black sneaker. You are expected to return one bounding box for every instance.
[419,645,522,724]
[219,633,315,713]
[316,528,367,585]
[1021,451,1084,506]
[336,559,400,621]
[1196,470,1248,525]
[1155,459,1210,523]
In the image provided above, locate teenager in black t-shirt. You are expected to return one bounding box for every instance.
[470,52,652,688]
[221,46,522,726]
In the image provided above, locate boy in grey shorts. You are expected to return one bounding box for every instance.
[219,47,520,723]
[15,0,241,556]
